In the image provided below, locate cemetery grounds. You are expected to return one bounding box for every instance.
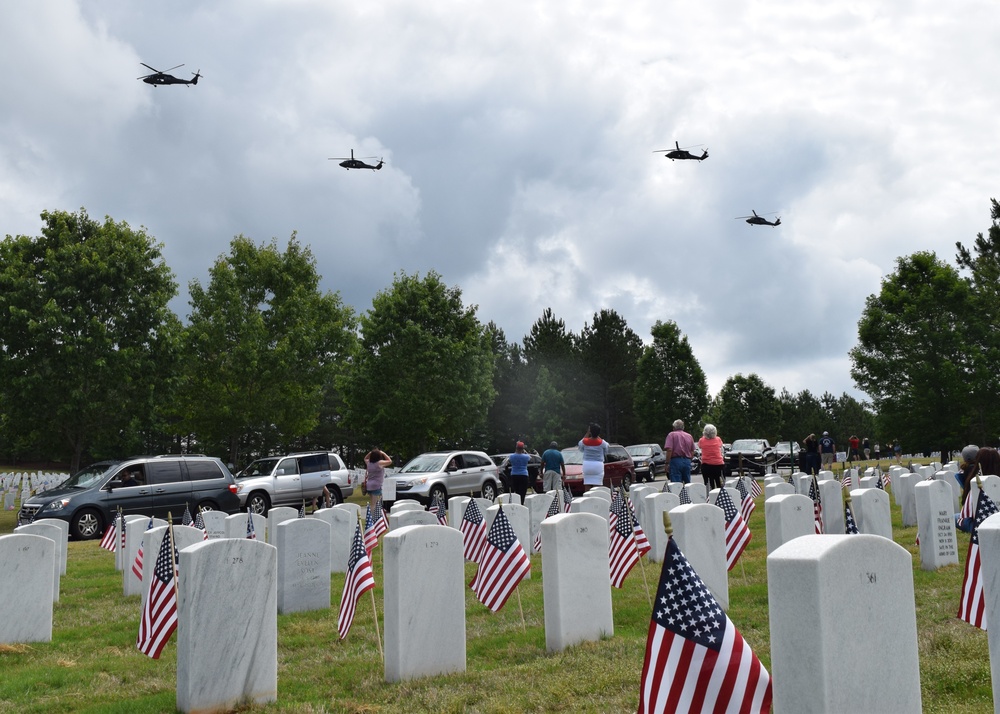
[0,463,992,713]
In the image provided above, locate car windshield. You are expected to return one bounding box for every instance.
[775,443,798,453]
[626,445,652,457]
[731,440,765,452]
[61,462,116,489]
[399,453,449,474]
[238,458,280,478]
[561,448,584,465]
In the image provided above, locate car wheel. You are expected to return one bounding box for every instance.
[429,484,448,504]
[246,492,271,516]
[621,473,632,491]
[72,508,103,540]
[480,481,497,501]
[327,487,343,506]
[196,500,218,512]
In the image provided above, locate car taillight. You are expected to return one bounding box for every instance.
[229,484,238,494]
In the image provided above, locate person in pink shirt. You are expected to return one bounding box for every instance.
[664,419,695,484]
[697,424,725,491]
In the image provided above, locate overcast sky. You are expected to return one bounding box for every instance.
[2,1,997,402]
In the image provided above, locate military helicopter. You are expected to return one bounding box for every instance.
[138,63,201,86]
[653,141,708,161]
[736,211,781,227]
[328,150,383,171]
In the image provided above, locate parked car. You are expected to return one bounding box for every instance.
[535,444,635,496]
[235,451,355,515]
[384,450,499,505]
[726,439,777,475]
[625,444,667,482]
[17,455,241,540]
[773,441,801,469]
[493,453,543,493]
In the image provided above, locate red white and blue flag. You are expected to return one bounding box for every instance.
[716,487,751,570]
[844,498,860,534]
[637,536,772,714]
[131,516,154,581]
[470,507,530,612]
[809,477,824,534]
[246,513,257,540]
[958,487,999,630]
[534,493,561,552]
[100,509,121,552]
[735,478,756,523]
[461,498,488,562]
[609,491,640,588]
[430,495,449,526]
[193,510,208,540]
[337,522,376,639]
[136,529,178,659]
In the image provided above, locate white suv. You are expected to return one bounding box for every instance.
[384,450,499,505]
[235,451,355,515]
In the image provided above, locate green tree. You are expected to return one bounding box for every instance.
[710,373,781,442]
[955,198,1000,442]
[483,322,531,453]
[579,309,644,443]
[522,308,586,436]
[633,320,709,442]
[341,271,494,458]
[777,388,827,444]
[0,209,180,472]
[177,235,356,465]
[850,252,972,454]
[526,365,570,448]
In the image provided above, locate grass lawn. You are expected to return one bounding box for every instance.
[0,465,993,713]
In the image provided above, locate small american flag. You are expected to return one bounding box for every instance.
[470,507,530,612]
[100,510,121,552]
[136,528,178,659]
[193,510,208,540]
[749,478,762,500]
[844,498,860,534]
[534,493,561,551]
[959,489,976,522]
[716,487,751,570]
[879,468,890,489]
[958,488,999,630]
[246,513,257,540]
[181,504,193,527]
[623,491,651,557]
[608,490,640,588]
[562,485,574,513]
[809,476,824,534]
[842,471,854,491]
[337,522,376,639]
[430,495,449,525]
[735,478,756,523]
[678,486,691,506]
[637,536,772,713]
[298,500,306,518]
[364,501,388,555]
[131,516,154,581]
[460,498,488,562]
[373,499,389,536]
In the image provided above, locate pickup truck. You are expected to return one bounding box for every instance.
[235,451,355,515]
[726,439,777,476]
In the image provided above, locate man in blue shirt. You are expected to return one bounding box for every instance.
[540,441,566,492]
[819,431,836,470]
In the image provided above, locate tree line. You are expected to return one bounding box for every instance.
[2,207,929,474]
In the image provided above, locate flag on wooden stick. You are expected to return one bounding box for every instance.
[136,528,178,659]
[637,535,772,714]
[337,522,376,639]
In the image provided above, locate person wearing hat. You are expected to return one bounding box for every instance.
[540,441,566,493]
[508,441,531,503]
[819,431,836,471]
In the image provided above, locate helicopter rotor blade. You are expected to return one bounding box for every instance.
[163,64,184,73]
[140,63,160,73]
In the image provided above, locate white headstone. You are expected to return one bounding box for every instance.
[31,518,68,575]
[124,517,167,596]
[495,493,522,505]
[710,487,742,512]
[333,502,363,522]
[765,494,814,555]
[310,507,357,573]
[851,488,893,540]
[897,473,919,526]
[683,483,707,503]
[266,507,299,545]
[0,534,54,643]
[389,509,438,529]
[817,480,844,536]
[14,522,62,602]
[569,497,609,523]
[765,482,795,501]
[976,513,1000,711]
[448,496,471,529]
[768,535,922,713]
[764,476,784,487]
[966,475,1000,519]
[176,539,277,712]
[667,482,683,496]
[526,492,557,553]
[383,524,465,682]
[585,489,612,504]
[858,475,877,489]
[390,501,424,513]
[914,480,959,570]
[541,513,613,651]
[641,492,681,563]
[200,510,228,540]
[485,504,531,577]
[224,512,267,540]
[116,515,147,571]
[818,470,835,481]
[275,518,332,614]
[670,503,728,609]
[793,474,813,496]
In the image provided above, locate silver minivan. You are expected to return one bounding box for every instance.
[235,451,355,514]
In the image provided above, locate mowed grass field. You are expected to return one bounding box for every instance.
[0,466,993,713]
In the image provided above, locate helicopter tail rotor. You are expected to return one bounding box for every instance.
[191,70,201,85]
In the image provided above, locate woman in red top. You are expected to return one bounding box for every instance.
[698,424,725,491]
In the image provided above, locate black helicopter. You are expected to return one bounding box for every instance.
[736,211,781,227]
[328,150,383,171]
[138,63,201,86]
[654,141,708,161]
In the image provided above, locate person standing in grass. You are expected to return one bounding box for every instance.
[540,441,566,493]
[579,423,610,490]
[507,441,531,503]
[819,431,836,471]
[664,419,695,485]
[363,448,393,514]
[698,424,725,491]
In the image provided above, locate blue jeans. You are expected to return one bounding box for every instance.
[669,457,692,484]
